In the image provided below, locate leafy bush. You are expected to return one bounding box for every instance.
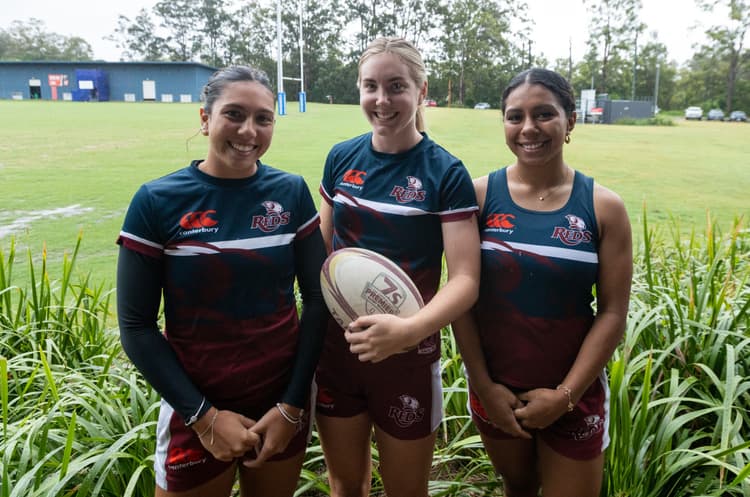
[1,216,748,496]
[614,115,676,126]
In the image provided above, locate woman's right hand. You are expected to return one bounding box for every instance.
[193,408,261,461]
[476,383,532,439]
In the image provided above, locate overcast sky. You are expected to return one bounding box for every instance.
[0,0,728,64]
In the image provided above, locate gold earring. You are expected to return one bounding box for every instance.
[565,133,571,144]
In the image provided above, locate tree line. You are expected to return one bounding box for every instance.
[1,0,748,112]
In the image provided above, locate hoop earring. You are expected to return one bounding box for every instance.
[564,133,571,144]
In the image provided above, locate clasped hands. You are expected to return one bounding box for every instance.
[193,405,299,468]
[475,383,573,439]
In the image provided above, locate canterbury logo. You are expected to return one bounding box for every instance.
[343,169,367,185]
[179,210,218,229]
[166,447,204,465]
[486,213,515,229]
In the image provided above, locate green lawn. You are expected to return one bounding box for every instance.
[1,100,748,287]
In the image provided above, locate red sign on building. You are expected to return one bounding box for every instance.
[48,74,69,87]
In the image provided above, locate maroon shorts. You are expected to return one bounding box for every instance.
[315,359,442,440]
[154,399,311,492]
[469,373,610,461]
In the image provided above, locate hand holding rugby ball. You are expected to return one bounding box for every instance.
[320,247,424,330]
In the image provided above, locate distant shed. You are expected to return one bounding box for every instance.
[0,61,217,102]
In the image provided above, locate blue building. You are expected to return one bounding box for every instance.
[0,61,217,102]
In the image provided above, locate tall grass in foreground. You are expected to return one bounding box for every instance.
[1,217,748,496]
[605,213,750,497]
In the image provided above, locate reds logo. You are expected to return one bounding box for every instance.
[570,414,604,441]
[565,214,587,230]
[343,169,367,185]
[486,213,515,229]
[251,200,290,233]
[361,273,407,315]
[388,394,425,428]
[179,210,218,229]
[551,213,592,246]
[416,334,437,355]
[390,176,426,203]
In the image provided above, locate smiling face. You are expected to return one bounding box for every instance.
[503,83,576,168]
[199,80,275,178]
[358,52,427,153]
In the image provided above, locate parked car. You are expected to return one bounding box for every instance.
[474,102,491,109]
[728,110,747,122]
[424,98,437,107]
[707,109,725,121]
[684,106,703,120]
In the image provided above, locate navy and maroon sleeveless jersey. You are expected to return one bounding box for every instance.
[475,167,600,389]
[319,132,478,365]
[117,160,320,410]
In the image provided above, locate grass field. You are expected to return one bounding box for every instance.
[2,100,749,496]
[1,100,748,287]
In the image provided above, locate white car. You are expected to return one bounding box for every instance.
[685,106,703,120]
[474,102,491,109]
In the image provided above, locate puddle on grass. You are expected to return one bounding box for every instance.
[0,205,94,239]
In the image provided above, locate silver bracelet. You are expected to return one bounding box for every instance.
[185,397,206,426]
[275,402,302,425]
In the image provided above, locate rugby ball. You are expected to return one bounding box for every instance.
[320,247,424,329]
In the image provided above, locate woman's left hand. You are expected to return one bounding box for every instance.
[514,387,571,430]
[345,314,415,363]
[242,405,299,468]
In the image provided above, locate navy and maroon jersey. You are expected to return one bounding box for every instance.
[118,160,320,410]
[319,132,478,365]
[475,167,599,389]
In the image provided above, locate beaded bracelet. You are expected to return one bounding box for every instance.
[556,384,575,412]
[276,402,303,425]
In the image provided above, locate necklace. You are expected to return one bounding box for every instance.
[515,167,571,201]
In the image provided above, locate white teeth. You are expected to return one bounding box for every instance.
[230,142,256,152]
[375,112,396,120]
[520,142,544,150]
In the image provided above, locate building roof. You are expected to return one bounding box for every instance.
[0,60,217,71]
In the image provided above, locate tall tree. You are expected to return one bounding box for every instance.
[696,0,749,111]
[390,0,443,47]
[196,0,231,67]
[633,35,677,109]
[583,0,644,95]
[344,0,396,54]
[108,9,166,61]
[153,0,201,61]
[676,43,732,109]
[435,0,527,106]
[281,0,350,101]
[0,19,92,61]
[222,1,275,70]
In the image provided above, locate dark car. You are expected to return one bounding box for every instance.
[706,109,725,121]
[728,110,747,122]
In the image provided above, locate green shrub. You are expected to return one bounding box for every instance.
[1,217,748,496]
[614,115,676,126]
